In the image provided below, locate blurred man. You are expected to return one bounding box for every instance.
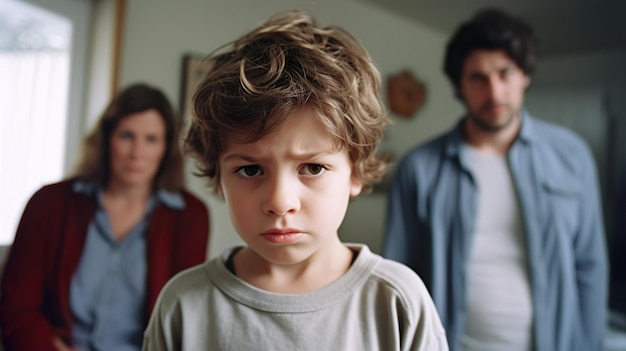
[383,8,608,351]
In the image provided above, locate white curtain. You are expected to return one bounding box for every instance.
[0,51,70,244]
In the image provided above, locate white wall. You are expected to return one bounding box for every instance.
[83,0,116,134]
[530,50,626,90]
[117,0,460,257]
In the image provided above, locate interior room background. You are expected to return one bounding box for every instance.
[2,1,625,329]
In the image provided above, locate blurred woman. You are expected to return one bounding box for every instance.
[0,83,210,351]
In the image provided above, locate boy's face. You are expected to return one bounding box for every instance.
[218,108,362,265]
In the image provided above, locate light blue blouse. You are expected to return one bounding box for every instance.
[70,181,183,351]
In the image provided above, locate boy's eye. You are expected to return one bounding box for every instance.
[236,165,263,178]
[301,163,326,176]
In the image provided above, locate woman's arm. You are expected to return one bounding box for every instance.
[0,186,59,351]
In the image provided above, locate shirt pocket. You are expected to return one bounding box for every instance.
[541,177,580,236]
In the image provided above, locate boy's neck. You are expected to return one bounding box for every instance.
[233,241,355,294]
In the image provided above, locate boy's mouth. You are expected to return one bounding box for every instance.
[261,229,304,244]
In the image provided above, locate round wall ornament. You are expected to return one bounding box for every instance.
[386,70,426,119]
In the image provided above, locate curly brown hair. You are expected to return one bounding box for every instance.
[72,83,184,191]
[444,8,539,90]
[186,10,390,195]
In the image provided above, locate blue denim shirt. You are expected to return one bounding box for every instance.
[70,181,184,351]
[383,111,608,351]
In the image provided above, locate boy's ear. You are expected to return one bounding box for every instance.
[350,177,363,197]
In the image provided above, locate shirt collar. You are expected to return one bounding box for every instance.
[444,108,537,158]
[155,188,185,209]
[72,179,185,210]
[516,109,538,144]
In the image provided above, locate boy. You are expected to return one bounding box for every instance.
[143,10,447,351]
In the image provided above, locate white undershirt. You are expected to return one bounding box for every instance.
[461,144,533,351]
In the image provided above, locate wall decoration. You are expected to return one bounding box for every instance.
[179,53,211,133]
[386,70,427,119]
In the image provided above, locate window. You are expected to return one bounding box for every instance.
[0,0,90,245]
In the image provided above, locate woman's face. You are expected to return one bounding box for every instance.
[109,109,167,189]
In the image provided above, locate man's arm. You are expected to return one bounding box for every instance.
[575,145,609,349]
[383,157,421,271]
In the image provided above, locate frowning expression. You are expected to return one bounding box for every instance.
[219,108,362,265]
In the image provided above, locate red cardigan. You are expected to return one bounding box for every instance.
[0,179,210,351]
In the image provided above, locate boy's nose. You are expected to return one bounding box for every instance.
[262,176,300,216]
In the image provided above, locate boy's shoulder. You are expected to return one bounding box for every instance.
[366,249,431,299]
[371,254,427,289]
[348,244,433,306]
[154,261,214,309]
[352,245,447,345]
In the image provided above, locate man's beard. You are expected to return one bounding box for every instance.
[468,102,518,132]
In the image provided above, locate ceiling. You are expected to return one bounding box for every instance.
[361,0,626,57]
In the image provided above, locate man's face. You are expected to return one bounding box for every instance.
[458,49,530,132]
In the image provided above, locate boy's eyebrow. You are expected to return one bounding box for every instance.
[222,154,258,163]
[222,150,338,163]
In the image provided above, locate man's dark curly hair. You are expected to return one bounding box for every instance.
[443,8,539,89]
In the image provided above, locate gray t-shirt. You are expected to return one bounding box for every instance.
[142,244,448,351]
